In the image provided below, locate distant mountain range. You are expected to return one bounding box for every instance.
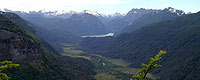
[0,7,188,51]
[125,7,185,25]
[0,8,125,19]
[104,7,186,34]
[0,7,188,53]
[120,7,186,34]
[0,7,187,34]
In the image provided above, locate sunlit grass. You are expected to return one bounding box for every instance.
[108,59,131,67]
[95,73,117,80]
[61,43,157,80]
[113,68,140,75]
[63,48,84,54]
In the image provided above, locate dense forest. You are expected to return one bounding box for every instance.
[80,12,200,80]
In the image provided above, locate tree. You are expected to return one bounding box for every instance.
[133,50,166,80]
[0,61,20,80]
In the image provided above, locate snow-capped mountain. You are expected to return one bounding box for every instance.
[120,7,187,34]
[81,10,125,17]
[124,7,186,24]
[164,7,185,16]
[82,10,103,16]
[0,8,124,19]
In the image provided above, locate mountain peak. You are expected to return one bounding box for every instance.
[164,7,177,12]
[164,7,185,16]
[82,10,102,16]
[81,10,124,17]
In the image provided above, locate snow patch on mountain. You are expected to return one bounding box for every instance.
[0,8,124,19]
[165,7,185,16]
[81,10,125,17]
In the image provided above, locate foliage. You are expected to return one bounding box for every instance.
[2,12,36,34]
[0,61,20,80]
[133,50,166,80]
[0,14,29,36]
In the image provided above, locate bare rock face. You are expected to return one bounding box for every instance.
[0,29,42,63]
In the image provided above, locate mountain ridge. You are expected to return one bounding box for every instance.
[0,8,125,19]
[120,7,186,34]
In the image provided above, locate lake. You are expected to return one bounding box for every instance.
[82,33,114,38]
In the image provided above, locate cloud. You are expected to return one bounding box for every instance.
[0,0,132,11]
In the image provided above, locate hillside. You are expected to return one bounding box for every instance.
[102,7,185,34]
[0,12,63,53]
[16,12,107,36]
[121,7,185,33]
[67,13,107,36]
[103,8,155,34]
[13,12,108,51]
[105,17,128,33]
[80,12,200,80]
[17,13,80,42]
[0,13,96,80]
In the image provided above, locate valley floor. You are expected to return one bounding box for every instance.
[61,43,157,80]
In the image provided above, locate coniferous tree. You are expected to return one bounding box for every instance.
[133,50,166,80]
[0,61,20,80]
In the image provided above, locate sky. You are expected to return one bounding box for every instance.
[0,0,199,14]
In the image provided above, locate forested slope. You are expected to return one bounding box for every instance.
[80,12,200,80]
[0,13,96,80]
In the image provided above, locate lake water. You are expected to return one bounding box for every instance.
[82,33,114,38]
